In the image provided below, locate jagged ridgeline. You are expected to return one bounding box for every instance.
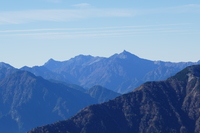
[21,50,200,93]
[1,51,200,133]
[0,63,120,133]
[29,65,200,133]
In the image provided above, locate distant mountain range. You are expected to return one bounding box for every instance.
[0,65,119,133]
[21,50,200,93]
[0,51,200,133]
[28,65,200,133]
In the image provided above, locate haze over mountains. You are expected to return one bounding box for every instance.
[86,85,121,103]
[29,65,200,133]
[0,64,119,133]
[0,62,18,80]
[0,50,200,133]
[22,50,200,93]
[0,70,96,133]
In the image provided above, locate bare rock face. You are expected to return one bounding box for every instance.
[40,50,199,94]
[29,65,200,133]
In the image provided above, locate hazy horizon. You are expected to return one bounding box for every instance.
[1,0,200,68]
[2,50,200,69]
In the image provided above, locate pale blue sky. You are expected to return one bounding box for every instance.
[0,0,200,68]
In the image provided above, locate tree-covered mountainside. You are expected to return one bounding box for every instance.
[0,62,18,80]
[0,70,98,133]
[29,65,200,133]
[86,85,121,103]
[21,66,73,84]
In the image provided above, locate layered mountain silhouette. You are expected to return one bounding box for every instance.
[0,64,120,133]
[29,65,200,133]
[0,62,18,80]
[22,50,200,93]
[86,85,121,103]
[0,70,99,133]
[21,66,74,84]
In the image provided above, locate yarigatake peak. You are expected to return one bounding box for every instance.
[21,50,200,93]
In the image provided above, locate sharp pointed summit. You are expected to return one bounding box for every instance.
[115,50,140,59]
[122,50,131,54]
[43,58,62,71]
[44,58,57,65]
[21,51,200,94]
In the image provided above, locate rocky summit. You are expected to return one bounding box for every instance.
[23,50,200,94]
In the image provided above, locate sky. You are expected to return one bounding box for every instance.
[0,0,200,68]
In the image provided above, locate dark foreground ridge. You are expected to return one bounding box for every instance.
[29,65,200,133]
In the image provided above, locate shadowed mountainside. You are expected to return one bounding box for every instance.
[29,65,200,133]
[0,70,98,133]
[0,62,18,80]
[86,85,121,103]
